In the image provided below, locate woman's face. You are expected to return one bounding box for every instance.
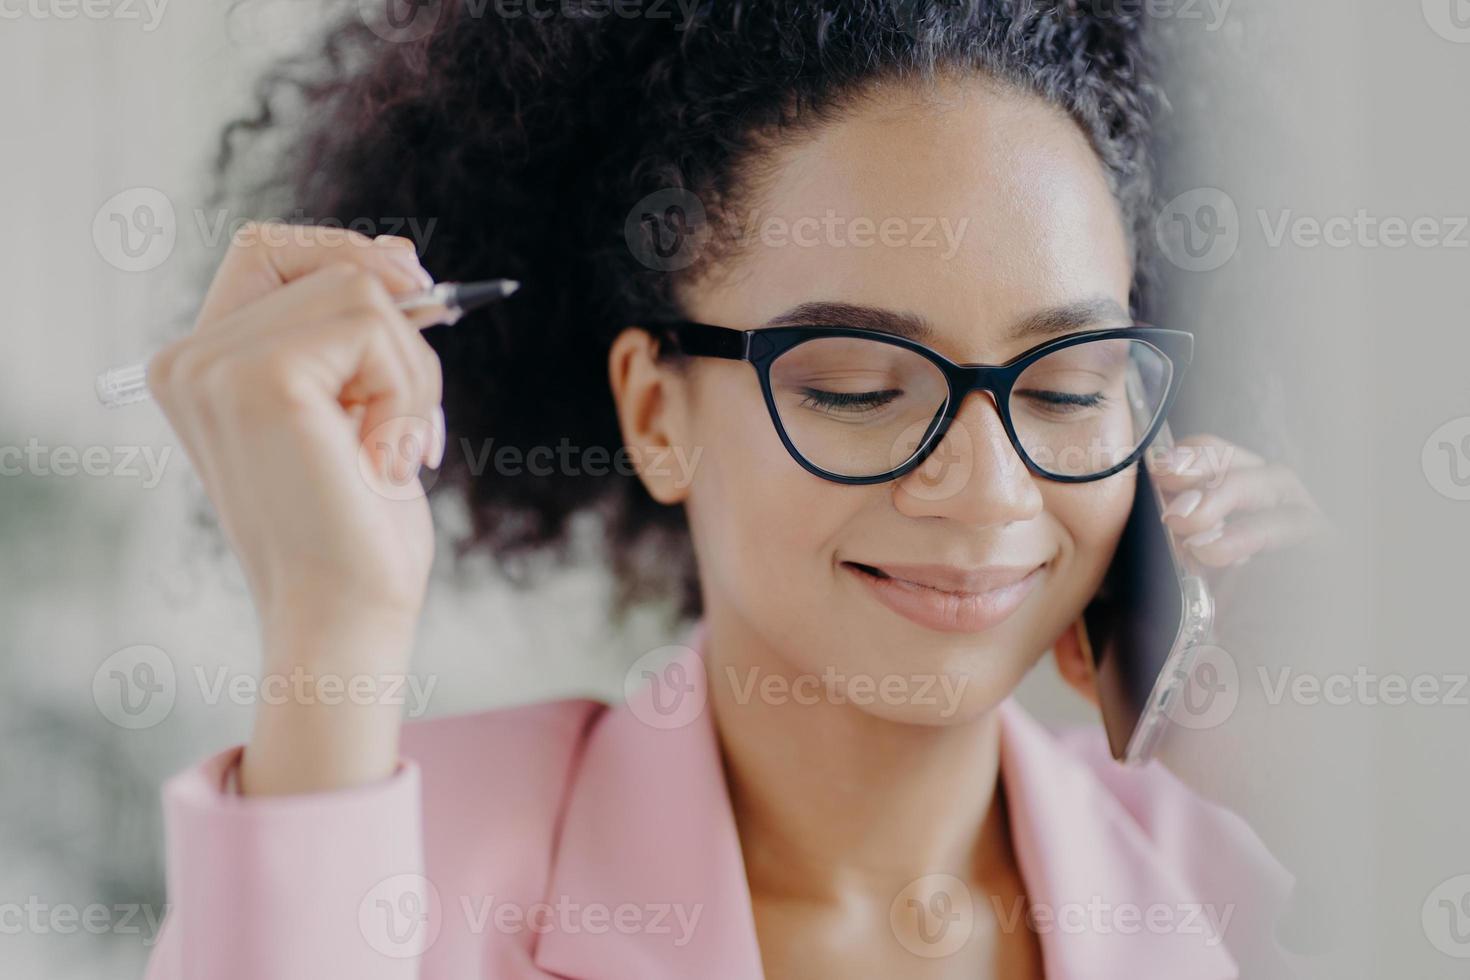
[636,76,1137,724]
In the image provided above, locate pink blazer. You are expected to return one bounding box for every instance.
[144,623,1299,979]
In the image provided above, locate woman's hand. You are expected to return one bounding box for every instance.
[150,223,446,795]
[1151,433,1329,570]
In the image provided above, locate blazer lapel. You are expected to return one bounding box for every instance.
[534,623,765,980]
[997,698,1240,980]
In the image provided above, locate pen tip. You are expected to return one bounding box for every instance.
[449,278,521,316]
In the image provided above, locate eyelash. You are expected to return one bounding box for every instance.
[1016,388,1106,413]
[798,388,902,413]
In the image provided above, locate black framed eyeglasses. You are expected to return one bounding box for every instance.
[653,320,1193,485]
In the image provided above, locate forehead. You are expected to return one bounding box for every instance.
[688,75,1135,362]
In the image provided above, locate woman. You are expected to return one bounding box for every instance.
[144,1,1322,977]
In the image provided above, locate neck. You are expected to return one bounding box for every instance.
[702,608,1016,903]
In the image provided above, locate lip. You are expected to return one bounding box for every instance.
[842,560,1045,634]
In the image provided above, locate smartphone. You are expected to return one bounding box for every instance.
[1081,419,1215,765]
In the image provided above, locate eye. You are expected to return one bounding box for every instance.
[1013,387,1108,418]
[798,387,903,417]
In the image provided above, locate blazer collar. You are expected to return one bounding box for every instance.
[534,624,1237,979]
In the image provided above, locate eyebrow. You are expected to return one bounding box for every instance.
[762,297,1132,345]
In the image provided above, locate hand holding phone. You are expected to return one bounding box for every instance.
[1083,421,1329,764]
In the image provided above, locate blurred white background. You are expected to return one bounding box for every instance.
[1,1,1467,977]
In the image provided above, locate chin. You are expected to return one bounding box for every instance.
[804,614,1042,727]
[830,661,1016,727]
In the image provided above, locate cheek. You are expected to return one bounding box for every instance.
[681,366,858,609]
[1045,467,1136,593]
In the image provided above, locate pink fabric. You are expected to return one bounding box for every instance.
[145,623,1298,979]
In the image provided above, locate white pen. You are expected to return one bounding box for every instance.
[94,278,520,407]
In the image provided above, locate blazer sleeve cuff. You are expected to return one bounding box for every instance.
[148,745,427,980]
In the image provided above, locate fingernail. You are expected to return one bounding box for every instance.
[1163,488,1203,519]
[1185,524,1226,550]
[427,406,446,469]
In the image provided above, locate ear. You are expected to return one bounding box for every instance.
[1053,619,1101,709]
[608,326,692,505]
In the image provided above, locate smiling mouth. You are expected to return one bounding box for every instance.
[841,560,1045,633]
[843,560,1041,594]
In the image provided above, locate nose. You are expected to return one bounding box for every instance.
[892,390,1045,526]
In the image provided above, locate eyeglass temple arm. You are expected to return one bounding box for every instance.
[660,322,750,361]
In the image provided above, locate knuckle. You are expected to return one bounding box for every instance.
[338,266,393,314]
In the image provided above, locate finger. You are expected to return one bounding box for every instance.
[297,310,423,482]
[292,268,442,472]
[1162,463,1309,537]
[1182,505,1326,567]
[344,320,443,478]
[1148,434,1264,492]
[287,277,440,482]
[196,223,432,329]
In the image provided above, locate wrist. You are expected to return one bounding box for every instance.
[260,592,420,668]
